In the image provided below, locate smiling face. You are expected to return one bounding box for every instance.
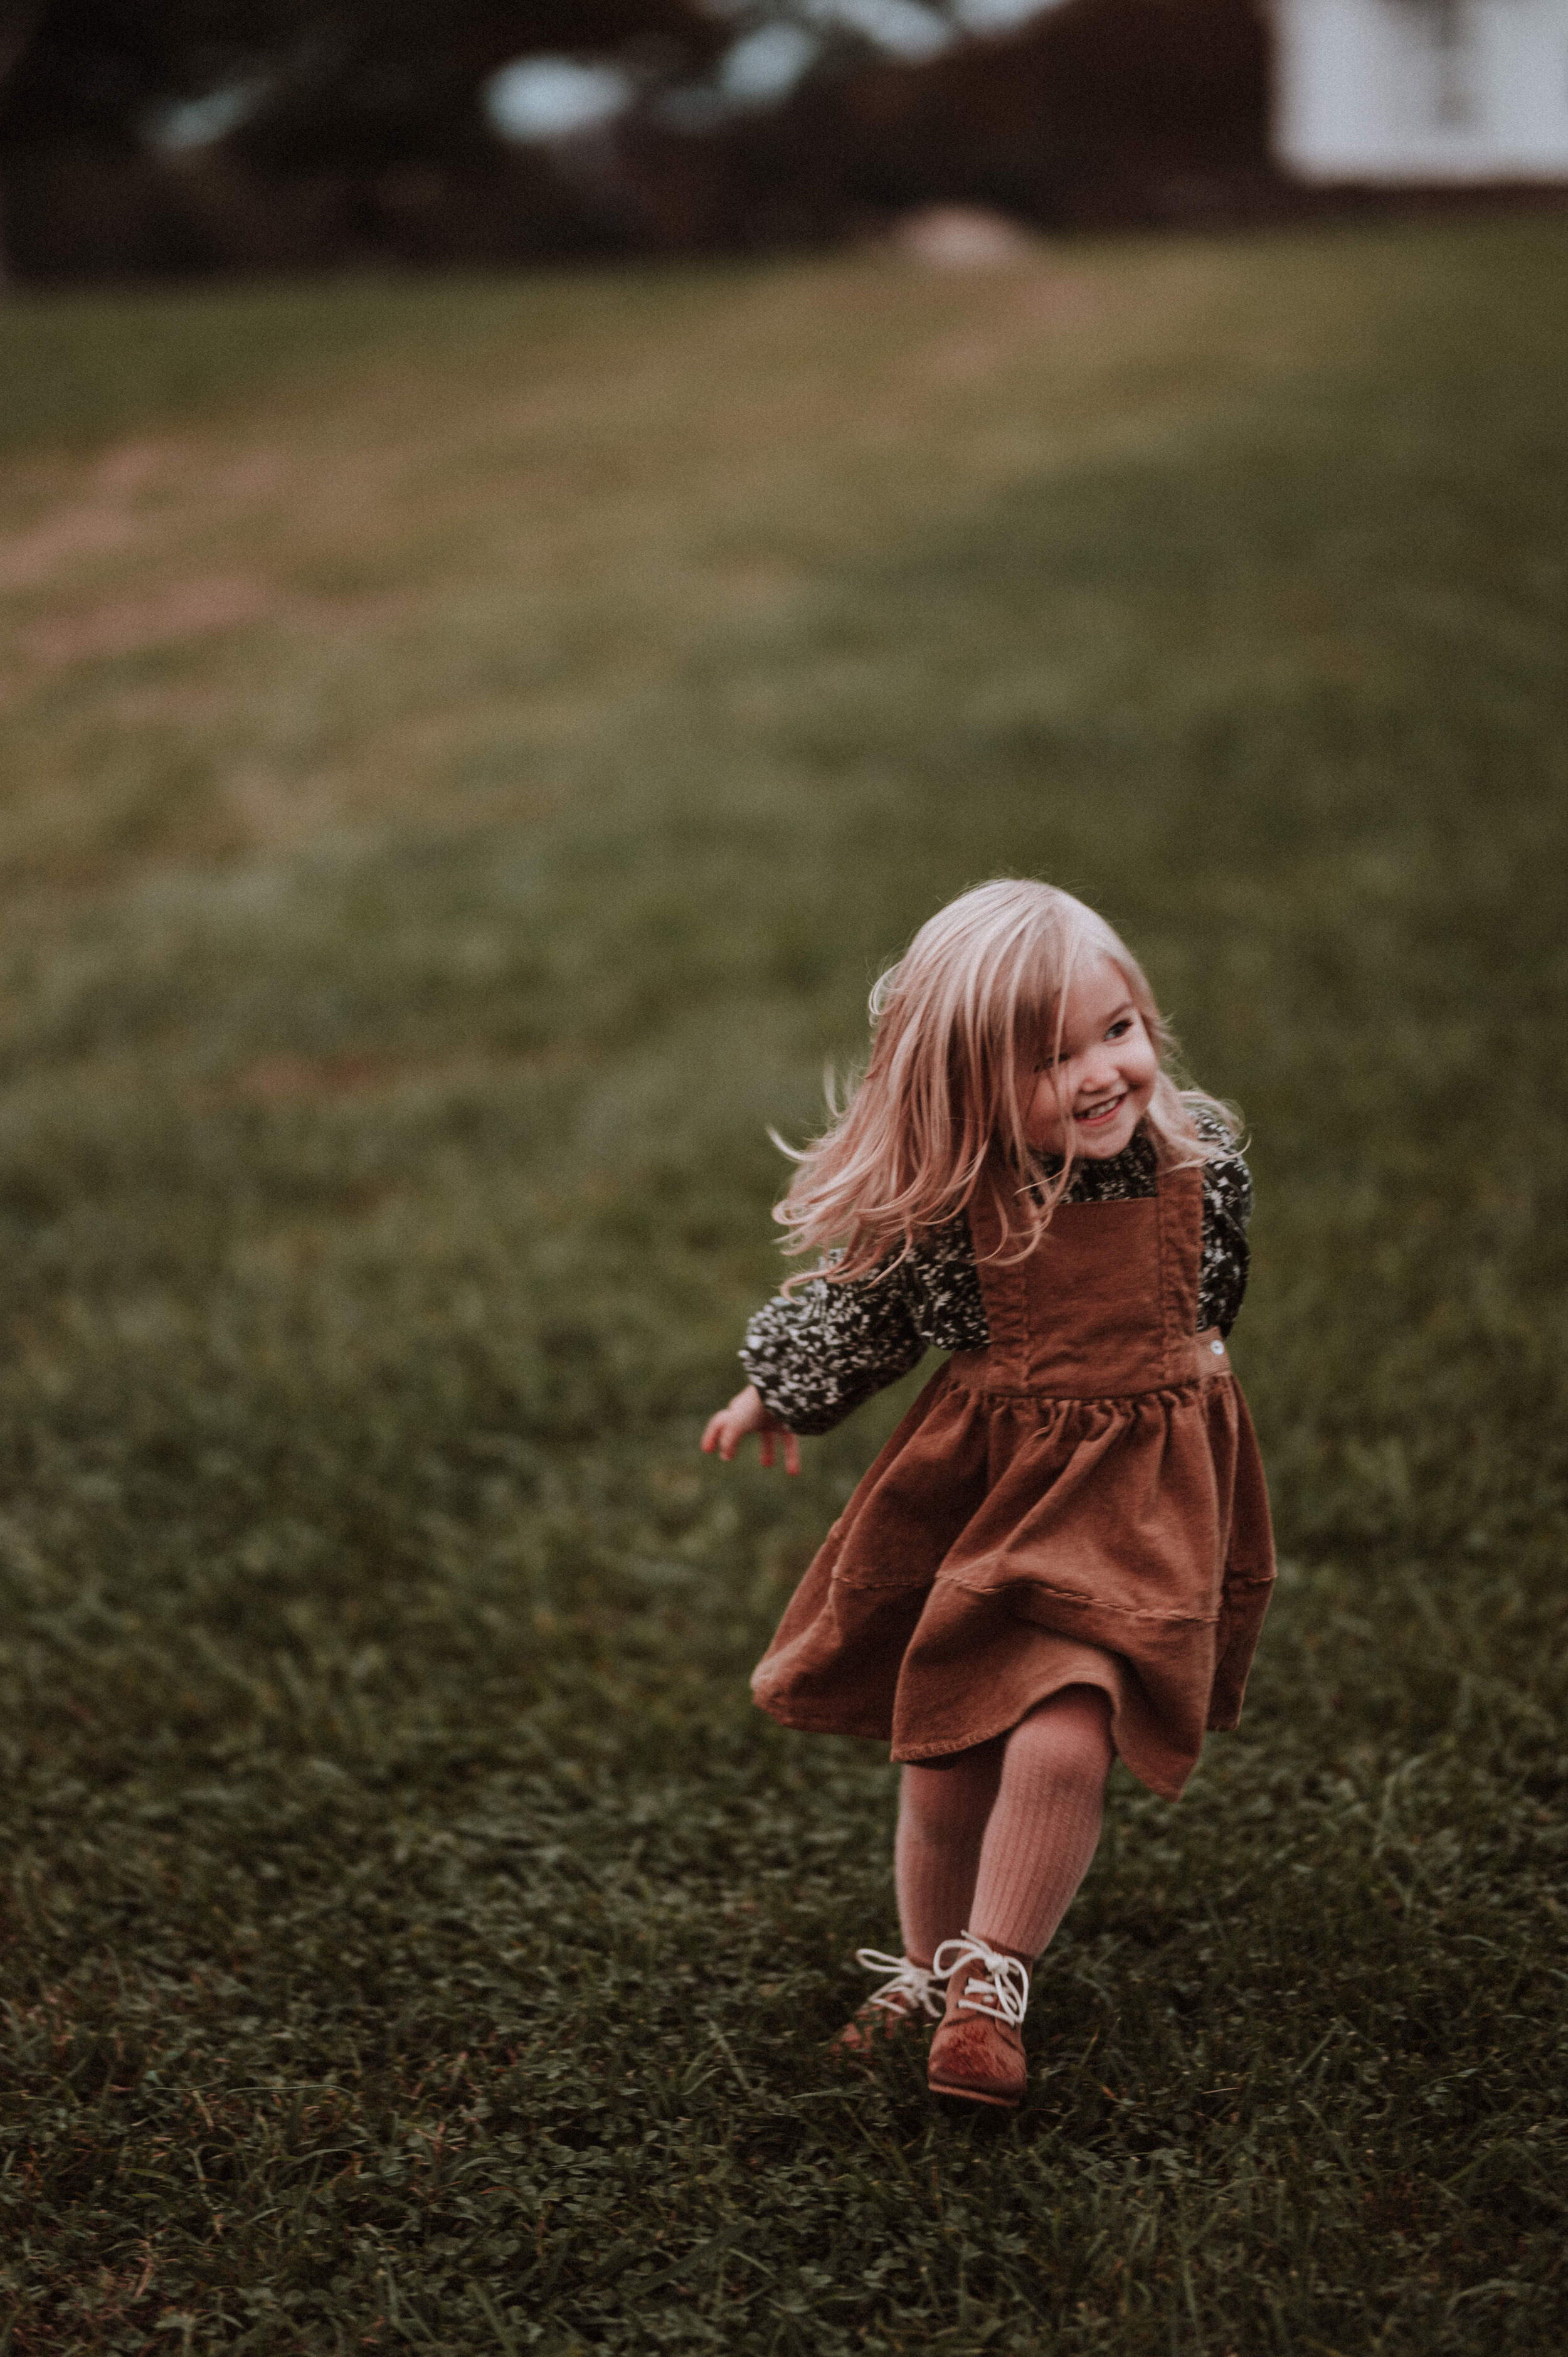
[1023,952,1160,1160]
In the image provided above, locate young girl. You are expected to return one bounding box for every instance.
[702,879,1274,2110]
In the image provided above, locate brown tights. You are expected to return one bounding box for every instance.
[894,1685,1114,1966]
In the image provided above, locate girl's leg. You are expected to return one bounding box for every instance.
[968,1685,1113,1958]
[837,1741,1004,2050]
[926,1687,1112,2106]
[894,1740,1004,1968]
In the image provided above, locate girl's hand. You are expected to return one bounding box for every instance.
[701,1385,802,1476]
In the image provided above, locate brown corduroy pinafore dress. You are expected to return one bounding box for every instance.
[750,1160,1276,1801]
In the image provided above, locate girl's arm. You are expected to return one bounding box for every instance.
[702,1251,933,1471]
[737,1261,927,1438]
[1191,1112,1253,1337]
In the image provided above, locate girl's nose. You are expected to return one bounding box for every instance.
[1076,1047,1119,1097]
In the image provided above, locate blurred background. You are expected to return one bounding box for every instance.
[2,5,1567,2351]
[3,0,1567,280]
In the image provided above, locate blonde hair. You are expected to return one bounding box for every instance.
[775,878,1237,1285]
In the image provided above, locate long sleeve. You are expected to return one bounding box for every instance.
[738,1125,1253,1433]
[740,1263,929,1438]
[1197,1145,1252,1338]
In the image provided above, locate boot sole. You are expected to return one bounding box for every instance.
[928,2074,1022,2109]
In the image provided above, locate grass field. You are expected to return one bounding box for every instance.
[1,215,1565,2353]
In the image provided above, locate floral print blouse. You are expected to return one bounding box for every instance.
[739,1123,1253,1436]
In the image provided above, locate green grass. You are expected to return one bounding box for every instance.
[0,216,1565,2352]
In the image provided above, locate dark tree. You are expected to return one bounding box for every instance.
[0,0,1293,283]
[0,0,724,277]
[0,1,723,150]
[689,0,1276,241]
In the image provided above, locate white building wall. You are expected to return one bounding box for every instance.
[1273,0,1568,181]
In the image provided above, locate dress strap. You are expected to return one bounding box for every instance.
[1153,1159,1205,1387]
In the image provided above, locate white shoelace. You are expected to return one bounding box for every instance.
[930,1932,1030,2027]
[853,1948,943,2020]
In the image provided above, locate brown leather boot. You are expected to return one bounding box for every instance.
[832,1949,942,2057]
[926,1932,1030,2108]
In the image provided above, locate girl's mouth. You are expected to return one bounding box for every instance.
[1074,1093,1126,1127]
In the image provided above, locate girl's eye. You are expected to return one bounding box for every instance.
[1106,1019,1133,1041]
